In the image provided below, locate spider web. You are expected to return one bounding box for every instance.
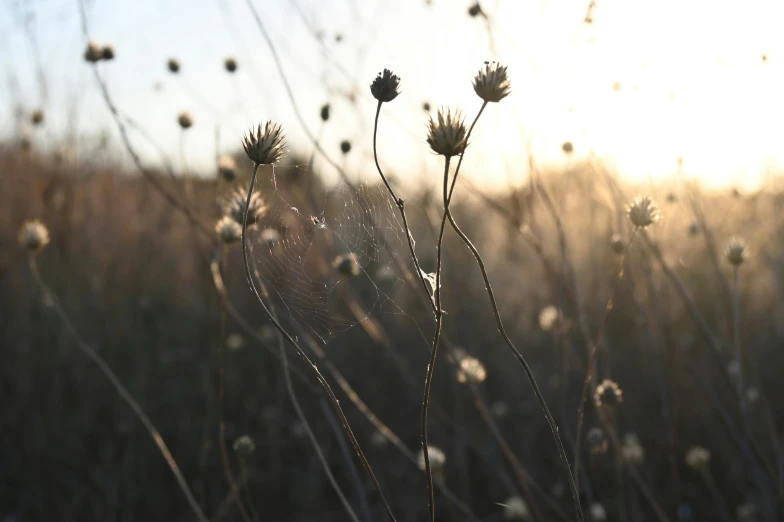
[247,163,414,345]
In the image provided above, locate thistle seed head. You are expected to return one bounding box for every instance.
[621,433,645,464]
[215,216,242,244]
[224,56,238,73]
[685,446,711,470]
[340,140,352,155]
[101,44,115,61]
[242,121,286,165]
[84,42,103,63]
[167,58,180,73]
[725,236,747,266]
[538,305,562,331]
[177,111,194,129]
[417,445,446,474]
[562,141,574,154]
[473,61,511,103]
[31,110,44,126]
[455,353,487,384]
[594,379,623,407]
[370,69,401,103]
[590,503,608,522]
[222,186,267,226]
[232,435,255,457]
[426,107,468,157]
[587,427,608,454]
[19,220,50,252]
[503,496,529,520]
[626,195,660,228]
[218,155,237,181]
[333,253,360,277]
[610,233,625,255]
[320,103,330,122]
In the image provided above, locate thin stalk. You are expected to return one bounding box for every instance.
[421,155,451,522]
[732,266,747,418]
[27,256,208,522]
[241,164,397,521]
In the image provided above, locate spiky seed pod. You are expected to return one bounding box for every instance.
[590,503,607,522]
[101,44,115,60]
[224,56,237,73]
[31,110,44,126]
[503,496,529,520]
[232,435,255,457]
[626,195,660,228]
[242,121,286,165]
[177,111,194,129]
[562,141,574,154]
[222,186,267,226]
[725,236,747,266]
[594,379,623,407]
[84,42,103,63]
[320,103,330,122]
[370,69,401,103]
[610,233,625,255]
[167,58,180,73]
[340,140,351,154]
[215,216,242,244]
[426,107,468,157]
[685,446,711,470]
[473,61,511,103]
[333,254,360,277]
[19,220,50,252]
[587,427,608,454]
[218,155,237,181]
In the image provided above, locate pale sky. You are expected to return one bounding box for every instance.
[2,0,783,191]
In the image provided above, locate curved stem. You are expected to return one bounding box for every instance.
[27,256,209,522]
[241,164,397,521]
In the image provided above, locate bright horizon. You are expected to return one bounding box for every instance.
[2,0,783,192]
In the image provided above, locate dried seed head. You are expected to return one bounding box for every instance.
[224,56,238,73]
[177,111,194,129]
[473,61,511,103]
[226,333,244,351]
[232,435,255,457]
[84,42,103,63]
[417,445,446,473]
[594,379,623,407]
[31,110,44,126]
[340,140,352,154]
[621,433,645,464]
[242,121,286,165]
[455,352,487,384]
[685,446,711,470]
[101,44,115,61]
[610,233,625,255]
[370,430,389,447]
[725,236,747,266]
[215,216,242,244]
[370,69,401,103]
[688,221,700,236]
[590,503,608,522]
[561,141,574,154]
[626,195,660,228]
[320,103,330,122]
[19,220,50,252]
[167,58,180,73]
[468,3,483,17]
[538,305,562,331]
[333,253,360,277]
[218,155,238,181]
[426,107,468,157]
[503,496,529,520]
[587,427,608,454]
[223,186,267,226]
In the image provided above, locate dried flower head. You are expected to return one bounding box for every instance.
[370,69,401,103]
[503,496,529,520]
[590,503,607,522]
[685,446,711,470]
[725,236,747,266]
[320,103,330,122]
[167,58,180,73]
[610,233,625,255]
[594,379,623,407]
[333,253,360,277]
[587,427,608,454]
[31,110,44,126]
[84,42,103,63]
[468,3,483,17]
[473,61,511,103]
[417,445,446,475]
[427,107,468,157]
[621,433,645,464]
[215,216,242,244]
[224,56,238,73]
[226,333,244,351]
[456,353,487,384]
[562,141,574,154]
[242,121,286,165]
[340,140,352,155]
[218,155,237,181]
[423,101,431,112]
[101,44,115,61]
[233,435,255,457]
[223,186,266,227]
[177,111,194,129]
[19,220,50,252]
[538,305,562,331]
[626,195,660,228]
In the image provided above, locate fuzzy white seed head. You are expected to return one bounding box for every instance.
[417,445,446,473]
[685,446,711,470]
[215,216,242,244]
[222,186,267,227]
[233,435,255,457]
[725,236,747,266]
[590,503,607,522]
[456,354,487,384]
[621,433,645,464]
[19,220,50,252]
[503,496,530,520]
[594,379,623,408]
